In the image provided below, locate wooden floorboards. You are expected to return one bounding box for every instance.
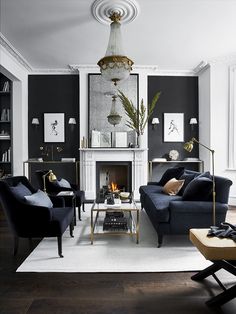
[0,208,235,314]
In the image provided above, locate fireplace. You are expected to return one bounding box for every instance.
[79,148,148,200]
[96,161,132,197]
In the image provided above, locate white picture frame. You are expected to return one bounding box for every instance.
[44,113,65,143]
[91,130,101,147]
[114,132,128,147]
[164,113,184,142]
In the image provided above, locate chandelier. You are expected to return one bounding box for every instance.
[97,11,133,86]
[107,95,122,126]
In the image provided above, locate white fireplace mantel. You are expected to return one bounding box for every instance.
[79,148,148,200]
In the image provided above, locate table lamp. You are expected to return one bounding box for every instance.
[42,170,57,193]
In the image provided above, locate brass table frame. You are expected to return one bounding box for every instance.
[90,201,140,245]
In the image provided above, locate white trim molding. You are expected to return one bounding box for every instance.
[0,33,33,72]
[228,65,236,169]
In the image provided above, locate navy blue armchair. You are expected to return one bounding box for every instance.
[0,176,74,257]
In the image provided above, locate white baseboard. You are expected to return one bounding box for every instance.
[229,196,236,206]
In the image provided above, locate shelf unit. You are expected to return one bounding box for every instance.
[0,73,12,178]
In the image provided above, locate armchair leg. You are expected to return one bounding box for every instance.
[57,236,64,258]
[13,236,19,256]
[78,206,81,221]
[157,234,163,248]
[70,222,74,238]
[82,203,85,212]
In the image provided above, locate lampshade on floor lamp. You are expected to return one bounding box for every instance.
[42,170,57,193]
[183,137,216,226]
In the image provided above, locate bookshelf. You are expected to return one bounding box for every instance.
[0,73,12,178]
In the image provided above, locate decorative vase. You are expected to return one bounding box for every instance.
[137,134,144,148]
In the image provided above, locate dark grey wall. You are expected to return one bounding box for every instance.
[148,76,199,160]
[28,75,79,161]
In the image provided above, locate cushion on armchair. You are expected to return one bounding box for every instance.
[57,178,71,188]
[10,182,32,200]
[159,167,185,186]
[24,189,53,208]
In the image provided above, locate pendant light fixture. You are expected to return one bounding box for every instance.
[107,95,122,126]
[92,0,139,86]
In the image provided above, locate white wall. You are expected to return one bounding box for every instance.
[199,60,236,205]
[0,46,29,175]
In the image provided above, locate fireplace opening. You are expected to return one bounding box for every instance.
[96,161,132,198]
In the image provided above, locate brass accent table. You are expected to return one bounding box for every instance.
[90,199,140,245]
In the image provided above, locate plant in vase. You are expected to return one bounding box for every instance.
[117,90,161,147]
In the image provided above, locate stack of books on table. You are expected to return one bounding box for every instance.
[103,212,128,231]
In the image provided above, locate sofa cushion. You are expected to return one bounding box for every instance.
[178,172,198,195]
[159,167,185,186]
[24,190,53,208]
[163,178,185,196]
[182,176,213,201]
[145,192,182,222]
[10,182,32,200]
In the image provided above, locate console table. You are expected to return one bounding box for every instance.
[23,160,79,188]
[149,160,204,181]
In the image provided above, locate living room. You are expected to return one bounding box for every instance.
[0,0,236,313]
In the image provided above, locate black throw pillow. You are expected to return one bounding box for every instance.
[182,176,213,201]
[159,167,185,186]
[178,172,198,195]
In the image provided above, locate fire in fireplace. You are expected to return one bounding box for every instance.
[96,161,132,197]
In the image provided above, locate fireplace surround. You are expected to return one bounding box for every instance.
[80,148,148,200]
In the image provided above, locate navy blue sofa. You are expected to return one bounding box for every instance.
[139,168,232,247]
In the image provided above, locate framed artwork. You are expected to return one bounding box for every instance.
[44,113,65,142]
[100,131,112,147]
[114,132,128,147]
[163,113,184,142]
[88,73,138,148]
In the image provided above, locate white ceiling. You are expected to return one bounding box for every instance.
[1,0,236,71]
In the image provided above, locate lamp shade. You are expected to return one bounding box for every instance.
[68,118,76,125]
[32,118,39,125]
[97,12,133,86]
[152,117,160,125]
[190,118,198,125]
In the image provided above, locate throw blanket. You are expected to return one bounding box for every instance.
[208,222,236,242]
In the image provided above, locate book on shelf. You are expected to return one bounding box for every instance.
[0,108,10,121]
[2,81,9,92]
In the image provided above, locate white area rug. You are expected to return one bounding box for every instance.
[17,204,211,273]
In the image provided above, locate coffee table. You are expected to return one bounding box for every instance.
[90,198,140,245]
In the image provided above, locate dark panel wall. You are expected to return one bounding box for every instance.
[148,76,199,180]
[28,75,79,161]
[148,76,199,160]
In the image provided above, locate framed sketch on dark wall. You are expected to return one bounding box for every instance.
[163,113,184,142]
[44,113,65,142]
[88,73,138,148]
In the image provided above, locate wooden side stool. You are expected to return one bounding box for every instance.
[190,228,236,307]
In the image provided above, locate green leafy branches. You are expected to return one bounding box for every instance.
[117,90,161,136]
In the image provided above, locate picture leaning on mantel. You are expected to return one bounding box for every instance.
[163,113,184,142]
[44,113,65,143]
[88,73,139,148]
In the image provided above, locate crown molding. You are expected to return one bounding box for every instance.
[0,33,33,72]
[31,68,75,74]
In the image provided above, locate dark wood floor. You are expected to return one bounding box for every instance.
[0,208,235,314]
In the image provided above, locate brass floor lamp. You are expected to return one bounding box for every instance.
[183,137,216,226]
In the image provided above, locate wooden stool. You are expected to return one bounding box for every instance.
[190,228,236,307]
